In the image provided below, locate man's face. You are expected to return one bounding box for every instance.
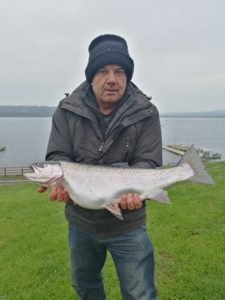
[91,65,127,109]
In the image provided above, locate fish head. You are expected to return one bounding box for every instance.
[24,162,63,186]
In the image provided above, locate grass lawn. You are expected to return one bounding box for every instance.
[0,161,225,299]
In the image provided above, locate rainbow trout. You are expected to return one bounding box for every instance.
[24,147,214,219]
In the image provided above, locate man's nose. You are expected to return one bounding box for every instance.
[106,71,116,83]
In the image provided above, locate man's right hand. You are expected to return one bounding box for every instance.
[38,185,69,203]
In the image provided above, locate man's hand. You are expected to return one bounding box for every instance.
[38,185,69,203]
[120,193,142,210]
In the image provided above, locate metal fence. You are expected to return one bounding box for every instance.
[0,166,31,176]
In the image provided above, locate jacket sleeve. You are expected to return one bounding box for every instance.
[45,106,74,162]
[130,105,162,168]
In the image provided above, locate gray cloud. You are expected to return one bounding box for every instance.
[0,0,224,112]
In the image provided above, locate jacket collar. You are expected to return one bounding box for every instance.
[60,80,153,126]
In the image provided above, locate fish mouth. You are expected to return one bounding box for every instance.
[25,162,63,185]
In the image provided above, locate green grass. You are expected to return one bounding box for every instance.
[0,162,225,299]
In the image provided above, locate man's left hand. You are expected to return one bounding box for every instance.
[120,193,142,210]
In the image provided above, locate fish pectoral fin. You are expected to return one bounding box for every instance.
[104,203,123,220]
[141,189,171,204]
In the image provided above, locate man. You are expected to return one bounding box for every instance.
[40,34,162,300]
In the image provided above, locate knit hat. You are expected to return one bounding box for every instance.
[85,34,134,82]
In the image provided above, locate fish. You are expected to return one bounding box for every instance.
[24,146,214,220]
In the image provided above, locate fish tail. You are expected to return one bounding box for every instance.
[179,145,215,184]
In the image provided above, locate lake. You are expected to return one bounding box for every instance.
[0,117,225,167]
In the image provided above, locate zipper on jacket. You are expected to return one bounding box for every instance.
[98,142,104,153]
[124,136,130,162]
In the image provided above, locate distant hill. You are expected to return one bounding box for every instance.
[160,110,225,118]
[0,106,56,117]
[0,106,225,118]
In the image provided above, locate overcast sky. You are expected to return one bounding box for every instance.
[0,0,224,113]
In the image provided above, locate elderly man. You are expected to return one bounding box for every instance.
[41,34,162,300]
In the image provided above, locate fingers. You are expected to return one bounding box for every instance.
[38,185,69,203]
[62,190,70,203]
[49,186,63,201]
[120,194,128,210]
[120,193,142,210]
[133,194,142,209]
[50,186,60,200]
[38,186,47,193]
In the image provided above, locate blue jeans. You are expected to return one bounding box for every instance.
[68,223,157,300]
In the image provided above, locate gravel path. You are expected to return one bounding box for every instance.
[0,179,30,185]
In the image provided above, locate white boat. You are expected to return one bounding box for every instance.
[198,148,222,159]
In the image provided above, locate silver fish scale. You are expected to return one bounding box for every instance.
[59,161,194,209]
[24,147,214,218]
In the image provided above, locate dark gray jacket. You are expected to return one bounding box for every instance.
[46,81,162,238]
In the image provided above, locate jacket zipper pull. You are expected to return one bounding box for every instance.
[99,142,104,153]
[125,137,130,162]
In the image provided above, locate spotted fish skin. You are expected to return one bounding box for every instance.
[24,146,214,219]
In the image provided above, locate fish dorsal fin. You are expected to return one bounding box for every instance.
[141,188,171,204]
[104,203,123,220]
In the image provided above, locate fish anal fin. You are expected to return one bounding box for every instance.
[104,203,123,220]
[141,189,171,204]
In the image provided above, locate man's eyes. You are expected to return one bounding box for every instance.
[98,69,107,74]
[97,68,125,75]
[115,69,125,75]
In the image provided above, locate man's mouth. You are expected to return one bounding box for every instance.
[105,89,117,93]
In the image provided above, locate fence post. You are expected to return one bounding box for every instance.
[1,166,29,176]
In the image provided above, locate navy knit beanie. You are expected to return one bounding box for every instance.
[85,34,134,82]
